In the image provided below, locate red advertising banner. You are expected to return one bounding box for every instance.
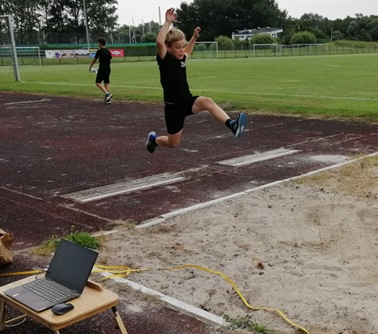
[110,49,124,57]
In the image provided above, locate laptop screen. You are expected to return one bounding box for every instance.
[46,239,98,293]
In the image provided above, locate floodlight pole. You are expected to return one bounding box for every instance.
[0,15,20,81]
[83,0,90,51]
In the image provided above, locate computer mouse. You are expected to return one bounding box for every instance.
[51,302,74,315]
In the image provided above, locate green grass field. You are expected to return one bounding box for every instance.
[1,53,378,120]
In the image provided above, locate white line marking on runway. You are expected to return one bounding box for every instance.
[5,98,52,105]
[137,151,378,229]
[287,133,345,148]
[63,148,300,225]
[63,173,186,203]
[99,272,227,326]
[217,148,300,167]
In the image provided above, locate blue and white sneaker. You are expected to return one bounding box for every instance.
[146,131,157,153]
[230,113,248,138]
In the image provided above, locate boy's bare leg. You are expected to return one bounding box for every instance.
[193,96,247,138]
[96,83,112,103]
[96,83,107,94]
[156,131,182,148]
[146,130,182,153]
[192,96,230,123]
[146,96,248,153]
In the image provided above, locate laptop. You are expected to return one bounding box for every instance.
[4,238,98,312]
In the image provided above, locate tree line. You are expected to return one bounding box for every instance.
[1,0,378,46]
[0,0,118,45]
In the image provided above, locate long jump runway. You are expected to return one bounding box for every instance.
[1,92,377,250]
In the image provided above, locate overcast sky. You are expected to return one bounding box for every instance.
[116,0,378,26]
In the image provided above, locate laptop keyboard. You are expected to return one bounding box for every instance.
[25,279,74,303]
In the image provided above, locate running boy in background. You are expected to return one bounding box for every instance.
[89,38,113,104]
[146,7,248,153]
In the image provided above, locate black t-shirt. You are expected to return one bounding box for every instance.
[156,52,192,104]
[95,48,112,69]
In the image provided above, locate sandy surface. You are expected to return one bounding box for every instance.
[98,156,378,334]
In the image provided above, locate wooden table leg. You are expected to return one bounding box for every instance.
[111,306,128,334]
[0,299,6,331]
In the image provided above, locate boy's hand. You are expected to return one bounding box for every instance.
[165,8,177,23]
[193,26,201,39]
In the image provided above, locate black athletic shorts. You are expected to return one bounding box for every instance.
[96,67,111,84]
[164,96,199,135]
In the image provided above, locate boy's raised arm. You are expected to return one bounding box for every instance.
[157,8,176,59]
[184,27,201,58]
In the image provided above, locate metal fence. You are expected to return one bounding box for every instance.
[1,43,378,66]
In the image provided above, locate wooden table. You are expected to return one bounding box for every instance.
[0,275,128,334]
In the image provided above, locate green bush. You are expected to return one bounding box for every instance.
[215,35,234,50]
[195,43,207,51]
[65,231,99,249]
[290,31,317,44]
[141,33,157,43]
[33,231,100,256]
[251,33,275,44]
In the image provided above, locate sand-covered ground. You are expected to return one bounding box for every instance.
[99,155,378,334]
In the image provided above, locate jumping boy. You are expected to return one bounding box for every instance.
[146,7,248,153]
[89,38,113,104]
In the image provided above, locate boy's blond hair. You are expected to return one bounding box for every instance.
[165,28,186,46]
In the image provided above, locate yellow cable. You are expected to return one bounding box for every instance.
[94,264,310,333]
[1,264,310,333]
[163,264,311,334]
[0,270,43,277]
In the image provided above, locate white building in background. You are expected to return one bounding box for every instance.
[232,27,283,41]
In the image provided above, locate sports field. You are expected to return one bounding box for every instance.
[1,53,377,119]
